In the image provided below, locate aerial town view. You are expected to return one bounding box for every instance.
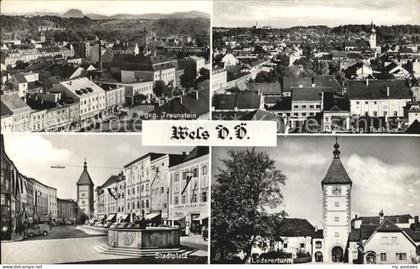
[1,134,209,263]
[211,136,420,264]
[1,1,210,132]
[211,0,420,133]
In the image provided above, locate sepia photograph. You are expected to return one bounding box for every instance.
[1,134,209,263]
[211,136,420,264]
[1,0,211,133]
[211,0,420,134]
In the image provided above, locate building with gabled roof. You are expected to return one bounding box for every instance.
[348,79,412,119]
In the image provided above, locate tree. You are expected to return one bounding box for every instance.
[196,67,210,84]
[133,93,147,105]
[153,80,167,98]
[180,73,195,89]
[211,148,287,263]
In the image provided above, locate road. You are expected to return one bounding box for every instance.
[1,225,207,264]
[25,225,104,241]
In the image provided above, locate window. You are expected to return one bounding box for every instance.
[201,192,207,202]
[396,253,407,261]
[302,105,307,109]
[128,189,130,195]
[137,201,140,208]
[309,105,314,109]
[283,243,288,248]
[356,101,360,105]
[128,203,130,209]
[142,200,145,208]
[302,112,307,116]
[334,202,339,207]
[334,216,339,222]
[373,111,377,116]
[391,236,397,244]
[300,243,305,248]
[315,241,322,249]
[293,105,298,109]
[394,111,398,116]
[203,165,208,175]
[191,192,197,203]
[146,200,149,208]
[161,187,164,194]
[380,253,387,262]
[365,101,368,105]
[192,168,198,177]
[374,101,377,104]
[181,195,186,204]
[334,232,339,238]
[174,196,179,205]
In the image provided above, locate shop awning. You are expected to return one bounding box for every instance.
[197,213,208,221]
[145,212,161,220]
[98,215,106,220]
[107,214,116,222]
[121,214,130,222]
[168,216,185,221]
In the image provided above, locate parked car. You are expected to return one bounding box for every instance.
[103,222,112,228]
[25,223,50,237]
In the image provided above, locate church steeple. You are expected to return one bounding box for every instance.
[322,138,352,185]
[333,137,341,159]
[76,158,94,186]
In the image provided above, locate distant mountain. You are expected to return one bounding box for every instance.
[108,10,210,20]
[62,9,84,18]
[2,9,210,20]
[85,13,109,20]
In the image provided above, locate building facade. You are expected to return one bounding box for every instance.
[168,147,209,233]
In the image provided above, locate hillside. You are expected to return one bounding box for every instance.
[0,15,210,42]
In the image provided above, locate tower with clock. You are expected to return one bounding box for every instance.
[76,159,94,222]
[321,138,352,263]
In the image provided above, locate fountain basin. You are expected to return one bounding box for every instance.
[107,227,180,249]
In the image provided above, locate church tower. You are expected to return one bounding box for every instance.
[321,138,352,263]
[369,20,376,49]
[76,159,94,221]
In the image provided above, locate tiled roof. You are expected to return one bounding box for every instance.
[246,82,282,95]
[77,167,94,186]
[376,218,401,232]
[348,79,411,100]
[124,153,166,168]
[292,87,324,101]
[321,158,352,185]
[213,91,261,110]
[323,92,349,111]
[406,120,420,134]
[353,214,413,225]
[275,218,315,237]
[1,93,31,112]
[1,101,13,117]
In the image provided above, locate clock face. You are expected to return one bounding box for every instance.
[332,186,341,195]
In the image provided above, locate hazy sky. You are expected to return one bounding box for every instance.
[1,0,211,15]
[213,0,420,27]
[212,136,420,228]
[3,134,194,200]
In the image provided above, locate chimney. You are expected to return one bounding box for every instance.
[379,209,384,222]
[98,39,103,71]
[386,86,390,97]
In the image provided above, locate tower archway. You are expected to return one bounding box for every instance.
[331,246,344,262]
